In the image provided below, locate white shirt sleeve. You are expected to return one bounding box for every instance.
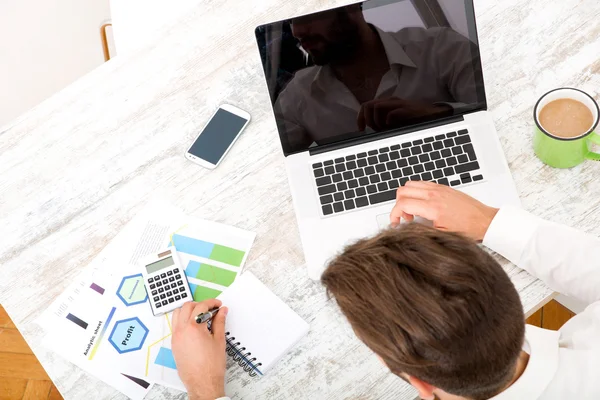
[215,397,230,400]
[273,81,312,150]
[483,205,600,304]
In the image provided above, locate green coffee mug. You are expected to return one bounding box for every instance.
[533,88,600,168]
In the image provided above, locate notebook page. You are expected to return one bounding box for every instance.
[217,272,309,374]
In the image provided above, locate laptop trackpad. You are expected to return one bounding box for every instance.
[376,213,434,229]
[376,213,392,229]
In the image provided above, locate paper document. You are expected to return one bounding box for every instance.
[38,203,255,398]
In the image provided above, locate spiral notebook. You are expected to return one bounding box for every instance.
[218,272,310,376]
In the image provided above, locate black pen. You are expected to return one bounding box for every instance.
[195,307,221,324]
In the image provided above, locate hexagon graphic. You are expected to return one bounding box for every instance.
[108,317,149,354]
[116,274,148,306]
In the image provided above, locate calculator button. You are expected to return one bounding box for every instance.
[148,277,154,283]
[177,280,184,286]
[172,288,178,294]
[175,295,181,300]
[168,277,174,282]
[158,287,164,293]
[174,268,179,273]
[151,290,157,295]
[166,291,172,296]
[175,274,181,279]
[156,281,162,287]
[164,284,170,290]
[150,284,156,289]
[153,296,159,302]
[162,300,168,306]
[160,294,166,299]
[181,293,187,298]
[162,279,168,285]
[167,271,173,276]
[160,273,166,278]
[156,303,162,308]
[168,298,174,303]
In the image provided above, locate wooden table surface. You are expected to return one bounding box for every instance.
[3,0,600,398]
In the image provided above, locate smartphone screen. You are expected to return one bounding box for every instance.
[187,108,248,165]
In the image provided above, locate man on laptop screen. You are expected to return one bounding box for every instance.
[259,3,484,153]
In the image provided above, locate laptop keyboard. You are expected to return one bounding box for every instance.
[312,129,483,216]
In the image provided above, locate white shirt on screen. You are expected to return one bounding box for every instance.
[274,26,480,149]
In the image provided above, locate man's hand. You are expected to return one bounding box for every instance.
[172,299,228,400]
[357,98,452,132]
[391,181,498,241]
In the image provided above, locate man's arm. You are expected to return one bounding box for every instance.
[273,82,313,151]
[391,181,600,304]
[432,28,481,105]
[483,206,600,304]
[172,300,228,400]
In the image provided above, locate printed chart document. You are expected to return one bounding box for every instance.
[38,202,255,398]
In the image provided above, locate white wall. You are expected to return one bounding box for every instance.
[0,0,111,127]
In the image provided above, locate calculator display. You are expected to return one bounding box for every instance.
[146,256,175,274]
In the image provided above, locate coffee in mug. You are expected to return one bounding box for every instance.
[533,88,600,169]
[538,98,594,138]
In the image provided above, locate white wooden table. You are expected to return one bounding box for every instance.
[3,0,600,398]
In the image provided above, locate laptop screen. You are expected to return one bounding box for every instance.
[255,0,486,156]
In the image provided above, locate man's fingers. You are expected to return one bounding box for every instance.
[386,108,412,126]
[190,299,222,323]
[390,197,438,223]
[181,299,222,324]
[395,186,435,202]
[178,301,196,324]
[404,180,442,190]
[402,211,414,222]
[210,307,228,345]
[172,308,181,328]
[373,103,389,130]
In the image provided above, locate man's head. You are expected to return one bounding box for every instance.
[321,223,525,400]
[291,5,366,65]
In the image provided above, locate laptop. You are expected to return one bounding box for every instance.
[255,0,520,280]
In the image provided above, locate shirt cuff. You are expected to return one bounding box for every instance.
[215,397,230,400]
[482,205,539,266]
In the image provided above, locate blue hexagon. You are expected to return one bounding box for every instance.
[116,274,148,306]
[108,317,149,354]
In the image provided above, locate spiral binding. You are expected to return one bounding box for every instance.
[225,331,262,377]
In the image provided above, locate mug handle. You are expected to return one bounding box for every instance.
[586,132,600,161]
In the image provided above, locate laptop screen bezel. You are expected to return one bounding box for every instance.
[254,0,487,157]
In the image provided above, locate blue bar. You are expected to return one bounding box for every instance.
[185,260,201,279]
[171,234,214,258]
[155,347,177,369]
[188,283,198,294]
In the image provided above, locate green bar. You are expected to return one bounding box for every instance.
[196,263,237,287]
[210,245,245,267]
[193,286,222,302]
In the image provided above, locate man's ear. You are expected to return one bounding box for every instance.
[407,375,436,400]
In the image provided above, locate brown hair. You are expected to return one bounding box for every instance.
[321,223,525,400]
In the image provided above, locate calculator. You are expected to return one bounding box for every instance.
[141,247,192,316]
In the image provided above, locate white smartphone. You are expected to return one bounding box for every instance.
[185,104,251,169]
